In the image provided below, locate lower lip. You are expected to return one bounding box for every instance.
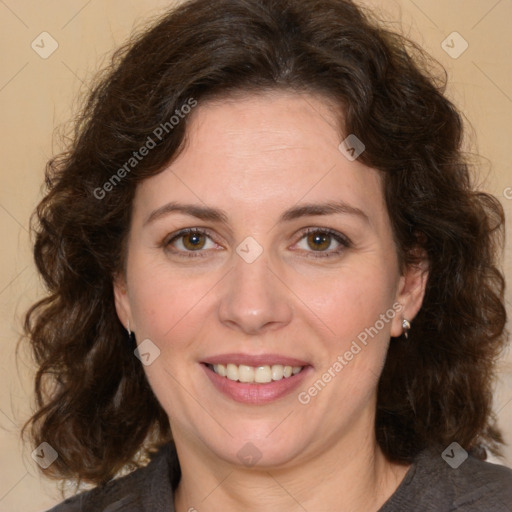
[202,364,312,405]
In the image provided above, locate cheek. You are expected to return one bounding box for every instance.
[294,262,399,344]
[127,258,219,349]
[127,265,216,408]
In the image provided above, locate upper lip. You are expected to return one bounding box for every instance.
[202,353,310,367]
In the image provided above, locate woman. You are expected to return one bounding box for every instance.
[24,0,512,510]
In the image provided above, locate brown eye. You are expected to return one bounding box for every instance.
[164,228,221,258]
[181,232,207,250]
[166,229,216,253]
[306,232,332,251]
[294,229,350,257]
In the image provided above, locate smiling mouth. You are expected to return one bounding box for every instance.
[206,363,304,384]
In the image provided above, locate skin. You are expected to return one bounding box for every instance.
[114,91,428,512]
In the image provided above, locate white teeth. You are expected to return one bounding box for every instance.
[271,364,284,380]
[254,366,272,383]
[238,364,254,383]
[212,363,303,383]
[226,363,239,380]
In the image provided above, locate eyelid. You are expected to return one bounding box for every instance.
[290,227,352,256]
[161,226,352,258]
[299,227,351,244]
[163,227,223,254]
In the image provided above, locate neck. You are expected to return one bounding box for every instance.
[173,423,410,512]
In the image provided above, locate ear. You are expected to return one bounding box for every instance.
[390,253,429,338]
[113,272,134,332]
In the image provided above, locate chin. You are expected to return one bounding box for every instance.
[202,426,310,470]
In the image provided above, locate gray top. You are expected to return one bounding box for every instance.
[48,443,512,511]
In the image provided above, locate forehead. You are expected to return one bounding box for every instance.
[134,91,386,224]
[182,91,344,173]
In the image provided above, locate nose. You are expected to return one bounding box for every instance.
[217,252,293,335]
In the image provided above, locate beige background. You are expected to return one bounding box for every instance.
[0,1,511,510]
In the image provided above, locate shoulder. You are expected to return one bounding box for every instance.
[46,443,179,512]
[380,445,512,512]
[448,450,512,510]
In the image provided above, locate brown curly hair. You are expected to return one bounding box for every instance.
[24,0,508,486]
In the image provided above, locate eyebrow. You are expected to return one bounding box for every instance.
[144,201,229,226]
[279,201,369,224]
[144,200,369,226]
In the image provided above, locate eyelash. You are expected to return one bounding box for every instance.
[162,227,351,258]
[295,227,351,258]
[163,228,218,258]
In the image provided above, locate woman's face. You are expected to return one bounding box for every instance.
[115,91,426,468]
